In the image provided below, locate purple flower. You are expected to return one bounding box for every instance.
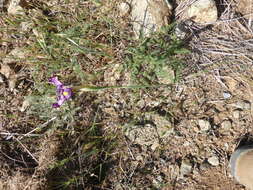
[49,76,73,108]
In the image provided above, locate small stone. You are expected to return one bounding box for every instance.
[221,120,232,131]
[224,143,229,150]
[0,64,12,78]
[208,156,219,166]
[20,99,30,112]
[223,92,232,99]
[118,2,130,16]
[0,64,17,91]
[20,21,33,32]
[186,0,218,24]
[0,75,4,83]
[198,119,211,132]
[180,159,192,176]
[235,100,251,110]
[233,110,240,119]
[151,141,160,151]
[136,155,143,161]
[183,141,190,147]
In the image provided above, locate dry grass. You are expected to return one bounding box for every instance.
[176,0,253,71]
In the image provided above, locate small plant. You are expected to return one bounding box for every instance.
[126,24,190,85]
[49,76,74,108]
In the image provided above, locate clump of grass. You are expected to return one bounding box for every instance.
[126,24,190,85]
[1,0,128,189]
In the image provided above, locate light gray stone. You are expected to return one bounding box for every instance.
[180,159,192,176]
[223,92,232,99]
[235,101,251,110]
[233,110,240,119]
[20,21,33,32]
[208,156,219,166]
[198,119,211,132]
[118,2,131,16]
[0,74,4,83]
[221,120,232,131]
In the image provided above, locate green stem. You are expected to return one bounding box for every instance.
[73,84,172,92]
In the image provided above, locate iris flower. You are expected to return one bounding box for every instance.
[49,76,73,108]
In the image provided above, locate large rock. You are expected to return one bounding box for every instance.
[131,0,173,38]
[185,0,217,24]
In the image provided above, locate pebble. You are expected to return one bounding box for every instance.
[136,155,144,161]
[233,110,240,119]
[151,141,160,151]
[20,21,33,33]
[118,2,130,16]
[221,120,232,131]
[183,141,190,147]
[19,99,30,112]
[198,119,211,132]
[236,100,251,110]
[180,159,192,176]
[208,156,219,166]
[223,92,232,99]
[0,75,4,83]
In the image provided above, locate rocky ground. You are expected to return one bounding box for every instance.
[1,0,253,189]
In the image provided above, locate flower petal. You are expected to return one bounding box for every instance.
[56,94,66,106]
[49,76,63,86]
[49,76,73,108]
[52,103,60,108]
[62,88,73,99]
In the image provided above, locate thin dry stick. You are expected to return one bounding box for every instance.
[0,132,40,137]
[19,116,57,140]
[13,136,39,163]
